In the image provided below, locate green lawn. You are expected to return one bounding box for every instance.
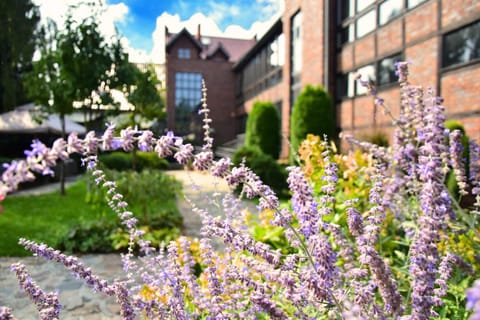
[0,178,119,256]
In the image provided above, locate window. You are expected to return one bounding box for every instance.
[355,64,376,95]
[338,0,355,22]
[338,24,355,47]
[291,11,302,76]
[178,48,191,59]
[356,0,375,12]
[443,21,480,68]
[175,72,202,134]
[378,53,402,85]
[290,11,302,107]
[407,0,427,9]
[337,72,356,99]
[379,0,403,25]
[356,10,376,38]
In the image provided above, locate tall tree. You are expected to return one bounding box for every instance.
[0,0,40,113]
[24,5,117,195]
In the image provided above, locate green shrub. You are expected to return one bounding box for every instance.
[245,101,281,159]
[290,85,334,162]
[99,151,169,171]
[62,169,183,253]
[57,219,118,253]
[136,151,169,170]
[232,145,288,198]
[362,131,390,147]
[98,152,132,171]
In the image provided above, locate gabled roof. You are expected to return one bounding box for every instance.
[203,36,256,62]
[207,43,230,60]
[233,17,282,70]
[166,28,203,53]
[166,28,256,63]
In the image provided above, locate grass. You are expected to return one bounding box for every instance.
[0,177,119,257]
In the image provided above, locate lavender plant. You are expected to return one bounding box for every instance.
[0,66,479,319]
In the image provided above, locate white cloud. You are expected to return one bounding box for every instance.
[205,1,241,25]
[147,6,283,64]
[33,0,128,41]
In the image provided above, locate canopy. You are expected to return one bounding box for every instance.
[0,103,86,135]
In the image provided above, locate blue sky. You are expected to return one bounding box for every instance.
[105,0,282,53]
[34,0,282,62]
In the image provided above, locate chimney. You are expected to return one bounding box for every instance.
[196,24,201,41]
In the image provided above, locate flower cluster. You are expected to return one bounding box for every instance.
[1,67,480,320]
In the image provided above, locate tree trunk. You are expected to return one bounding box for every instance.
[60,113,66,196]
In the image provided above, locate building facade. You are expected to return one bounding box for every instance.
[165,27,255,146]
[335,0,480,148]
[165,0,480,154]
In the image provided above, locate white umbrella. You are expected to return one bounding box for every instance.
[0,103,86,135]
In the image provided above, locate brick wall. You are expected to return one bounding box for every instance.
[282,0,326,157]
[336,0,480,148]
[166,36,237,146]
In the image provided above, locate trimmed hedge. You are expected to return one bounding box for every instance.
[98,151,169,171]
[245,101,281,159]
[290,85,334,162]
[232,145,288,198]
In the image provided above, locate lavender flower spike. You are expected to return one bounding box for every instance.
[467,280,480,320]
[0,307,16,320]
[10,263,61,320]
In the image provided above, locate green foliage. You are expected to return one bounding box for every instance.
[58,219,118,253]
[362,131,390,147]
[0,0,40,112]
[232,145,288,198]
[247,134,479,317]
[127,66,165,123]
[0,178,118,256]
[245,101,281,159]
[98,151,169,171]
[61,170,182,253]
[290,85,334,162]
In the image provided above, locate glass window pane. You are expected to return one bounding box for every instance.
[338,0,355,21]
[278,33,285,66]
[291,11,302,75]
[356,10,376,38]
[443,21,480,67]
[378,53,402,85]
[357,0,375,12]
[379,0,403,25]
[356,64,376,95]
[407,0,427,9]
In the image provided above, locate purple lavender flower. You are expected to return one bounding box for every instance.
[120,127,136,152]
[449,130,468,196]
[102,123,116,151]
[83,131,99,155]
[0,307,15,320]
[67,132,84,154]
[51,138,69,161]
[137,130,153,152]
[470,140,480,195]
[174,143,194,165]
[10,263,61,320]
[193,151,213,171]
[155,131,176,158]
[467,280,480,319]
[287,166,319,238]
[210,157,231,178]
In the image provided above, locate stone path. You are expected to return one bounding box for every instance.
[0,170,256,319]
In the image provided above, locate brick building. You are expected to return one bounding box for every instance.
[166,0,480,154]
[335,0,480,149]
[165,27,255,146]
